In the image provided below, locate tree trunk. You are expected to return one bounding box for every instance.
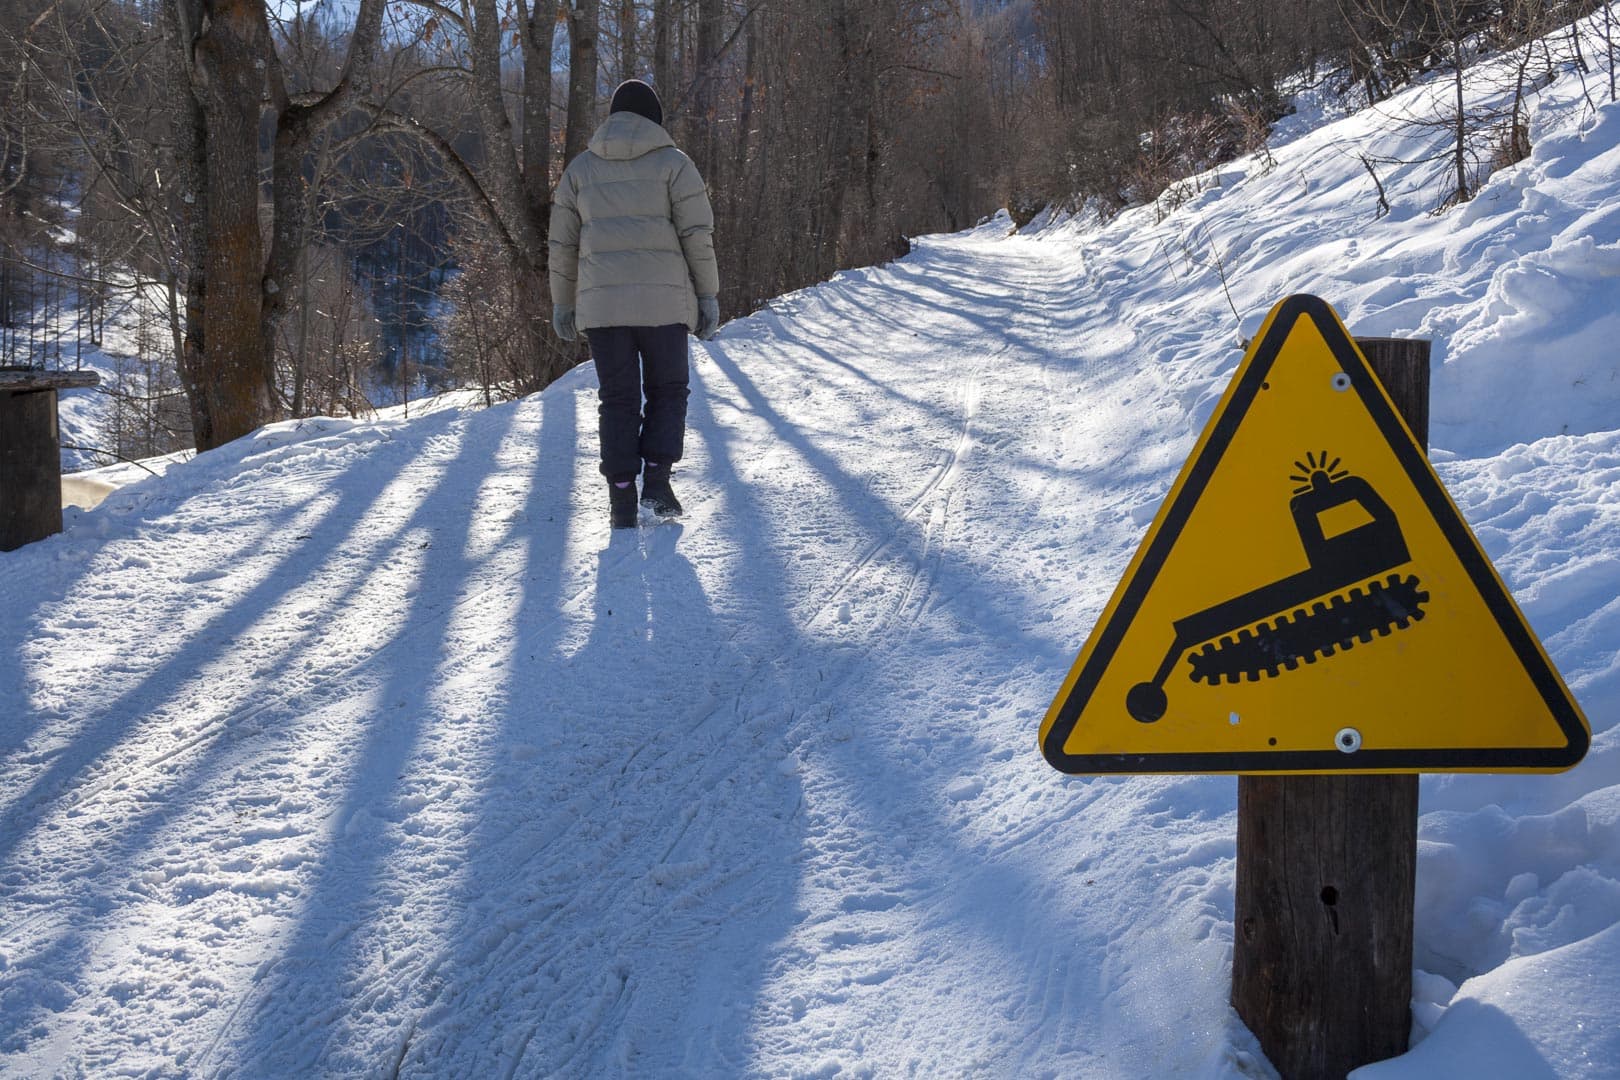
[261,0,388,417]
[1607,2,1616,102]
[731,9,759,221]
[470,0,543,254]
[653,0,672,101]
[192,0,270,449]
[690,0,723,183]
[522,0,559,220]
[516,0,565,391]
[1453,32,1469,203]
[566,0,600,164]
[817,0,858,280]
[161,0,214,448]
[617,0,636,81]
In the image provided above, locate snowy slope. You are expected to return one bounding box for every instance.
[4,13,1620,1079]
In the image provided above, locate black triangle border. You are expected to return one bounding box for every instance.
[1042,294,1590,774]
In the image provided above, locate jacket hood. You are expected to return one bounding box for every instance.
[588,112,675,161]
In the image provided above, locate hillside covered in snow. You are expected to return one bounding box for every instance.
[4,14,1620,1078]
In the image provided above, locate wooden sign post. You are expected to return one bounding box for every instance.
[1,366,101,552]
[1230,337,1429,1079]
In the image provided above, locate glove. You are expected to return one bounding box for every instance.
[696,295,720,341]
[553,305,577,342]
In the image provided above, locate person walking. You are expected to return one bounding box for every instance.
[549,79,721,529]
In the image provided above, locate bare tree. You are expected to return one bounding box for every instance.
[172,0,276,447]
[565,0,600,164]
[653,0,672,96]
[616,0,637,81]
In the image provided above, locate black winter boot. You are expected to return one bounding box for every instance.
[609,480,639,529]
[640,464,683,517]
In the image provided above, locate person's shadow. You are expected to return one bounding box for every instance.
[461,520,806,1073]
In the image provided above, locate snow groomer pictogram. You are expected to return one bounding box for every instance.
[1125,452,1428,724]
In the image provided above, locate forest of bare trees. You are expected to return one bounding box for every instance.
[2,0,1615,459]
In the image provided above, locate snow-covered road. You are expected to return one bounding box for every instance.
[1,229,1257,1077]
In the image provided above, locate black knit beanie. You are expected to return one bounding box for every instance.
[609,80,664,127]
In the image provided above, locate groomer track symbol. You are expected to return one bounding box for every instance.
[1125,452,1429,724]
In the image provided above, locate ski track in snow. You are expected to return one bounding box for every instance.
[8,16,1620,1074]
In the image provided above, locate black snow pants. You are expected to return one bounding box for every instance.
[585,323,691,483]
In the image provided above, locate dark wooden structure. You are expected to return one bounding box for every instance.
[1231,336,1431,1079]
[1,366,101,552]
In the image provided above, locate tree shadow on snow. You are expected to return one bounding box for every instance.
[695,339,1245,1073]
[200,401,554,1075]
[0,411,506,1062]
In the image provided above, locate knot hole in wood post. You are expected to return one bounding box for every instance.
[1321,885,1340,934]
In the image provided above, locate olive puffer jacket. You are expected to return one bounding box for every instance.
[548,112,720,333]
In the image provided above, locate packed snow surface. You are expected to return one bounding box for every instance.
[6,15,1620,1079]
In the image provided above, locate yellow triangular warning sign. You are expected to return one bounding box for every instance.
[1041,294,1589,774]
